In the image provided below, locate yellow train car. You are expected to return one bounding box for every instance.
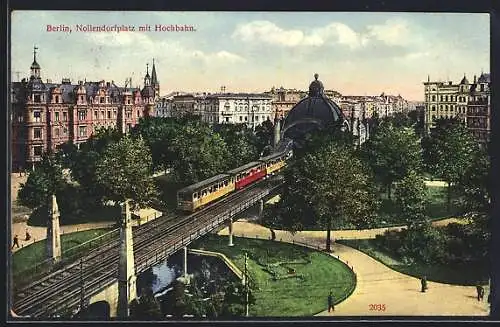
[260,151,288,176]
[177,174,235,212]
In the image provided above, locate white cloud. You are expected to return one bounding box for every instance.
[365,18,414,46]
[232,20,368,49]
[85,32,245,64]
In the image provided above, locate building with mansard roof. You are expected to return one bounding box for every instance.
[11,46,160,171]
[423,72,491,143]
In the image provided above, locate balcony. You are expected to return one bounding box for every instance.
[468,99,489,106]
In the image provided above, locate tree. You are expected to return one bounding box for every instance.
[67,127,123,200]
[423,118,479,210]
[254,119,274,155]
[131,117,181,172]
[95,135,158,209]
[171,121,230,184]
[361,124,422,199]
[220,281,255,317]
[130,287,163,320]
[394,171,429,226]
[279,135,379,251]
[17,153,66,209]
[213,123,259,169]
[454,146,491,214]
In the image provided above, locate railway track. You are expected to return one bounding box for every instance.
[13,178,282,318]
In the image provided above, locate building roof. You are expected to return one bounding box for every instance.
[478,73,490,83]
[206,93,272,100]
[151,60,158,85]
[460,75,469,85]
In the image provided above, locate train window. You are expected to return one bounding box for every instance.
[193,192,198,199]
[224,180,228,186]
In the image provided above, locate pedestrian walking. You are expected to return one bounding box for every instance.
[420,276,428,293]
[12,235,20,250]
[476,284,485,301]
[25,229,31,241]
[270,229,276,241]
[327,292,335,312]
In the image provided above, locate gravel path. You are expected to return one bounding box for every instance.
[217,220,489,316]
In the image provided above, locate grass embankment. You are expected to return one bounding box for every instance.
[192,234,356,317]
[337,239,488,286]
[12,228,113,276]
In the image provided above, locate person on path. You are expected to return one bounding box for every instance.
[270,229,276,241]
[476,284,485,301]
[25,229,31,241]
[327,292,335,312]
[12,235,20,250]
[421,276,428,293]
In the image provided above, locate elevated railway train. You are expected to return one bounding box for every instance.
[177,149,292,212]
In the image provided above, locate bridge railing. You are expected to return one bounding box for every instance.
[13,228,120,291]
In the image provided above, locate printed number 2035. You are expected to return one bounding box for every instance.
[369,304,386,311]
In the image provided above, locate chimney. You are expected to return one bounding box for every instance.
[449,81,452,85]
[474,75,477,83]
[106,82,110,87]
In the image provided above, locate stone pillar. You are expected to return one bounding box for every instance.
[46,194,61,263]
[228,218,234,247]
[183,246,188,278]
[273,119,281,148]
[117,200,137,318]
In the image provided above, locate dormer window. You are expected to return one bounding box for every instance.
[55,95,59,103]
[100,97,105,104]
[34,94,41,103]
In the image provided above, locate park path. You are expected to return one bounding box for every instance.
[217,220,489,316]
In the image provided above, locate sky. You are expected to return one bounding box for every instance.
[11,11,490,101]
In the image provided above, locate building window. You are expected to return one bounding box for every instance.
[137,110,140,117]
[63,112,67,121]
[55,112,59,122]
[239,116,243,121]
[480,84,485,92]
[78,111,86,120]
[127,124,132,132]
[55,95,59,103]
[34,128,42,139]
[94,111,98,119]
[100,97,105,104]
[79,126,87,137]
[432,95,436,101]
[34,94,41,103]
[63,127,68,135]
[244,116,248,121]
[126,112,131,119]
[55,127,60,137]
[107,111,111,119]
[33,146,43,156]
[34,111,41,122]
[432,106,436,111]
[113,111,117,118]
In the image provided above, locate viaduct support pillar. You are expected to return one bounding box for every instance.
[46,194,61,263]
[117,200,137,318]
[228,218,234,247]
[259,199,264,217]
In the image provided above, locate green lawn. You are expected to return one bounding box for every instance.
[338,239,488,286]
[12,228,113,280]
[192,235,356,317]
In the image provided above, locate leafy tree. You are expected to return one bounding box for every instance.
[130,287,163,320]
[423,118,479,210]
[394,171,429,226]
[279,134,379,251]
[95,135,158,209]
[67,127,123,200]
[397,221,448,264]
[361,124,422,199]
[213,123,259,169]
[254,119,275,155]
[171,121,230,184]
[220,281,255,317]
[17,153,66,209]
[454,146,491,214]
[131,117,181,172]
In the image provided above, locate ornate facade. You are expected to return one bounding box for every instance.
[423,73,491,143]
[11,47,159,171]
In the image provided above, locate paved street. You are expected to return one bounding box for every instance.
[218,220,489,316]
